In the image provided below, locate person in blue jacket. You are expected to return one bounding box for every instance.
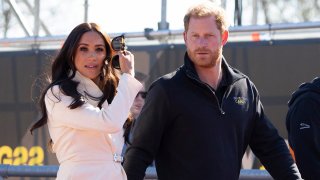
[123,1,301,180]
[286,77,320,180]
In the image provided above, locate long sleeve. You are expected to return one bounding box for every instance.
[287,95,320,180]
[249,85,301,180]
[46,73,142,133]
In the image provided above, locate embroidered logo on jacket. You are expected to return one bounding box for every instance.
[299,123,310,130]
[234,97,247,105]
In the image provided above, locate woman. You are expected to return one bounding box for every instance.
[123,72,148,154]
[30,22,142,179]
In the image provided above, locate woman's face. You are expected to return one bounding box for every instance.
[74,31,106,84]
[130,85,146,119]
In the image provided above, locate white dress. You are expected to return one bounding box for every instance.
[45,71,142,180]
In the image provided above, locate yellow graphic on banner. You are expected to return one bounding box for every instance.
[0,145,44,165]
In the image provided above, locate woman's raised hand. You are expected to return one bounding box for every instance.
[118,50,134,76]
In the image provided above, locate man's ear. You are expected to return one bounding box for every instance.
[221,30,229,45]
[183,31,187,43]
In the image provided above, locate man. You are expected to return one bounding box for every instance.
[286,77,320,180]
[124,2,301,180]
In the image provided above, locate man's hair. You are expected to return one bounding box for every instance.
[183,1,229,34]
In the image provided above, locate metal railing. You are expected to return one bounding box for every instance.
[0,164,273,179]
[0,21,320,51]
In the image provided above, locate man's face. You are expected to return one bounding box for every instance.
[183,16,228,68]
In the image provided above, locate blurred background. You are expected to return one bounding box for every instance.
[1,0,320,38]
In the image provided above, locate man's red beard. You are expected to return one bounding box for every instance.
[187,47,222,68]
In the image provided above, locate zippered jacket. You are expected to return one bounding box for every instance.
[124,53,301,180]
[286,77,320,180]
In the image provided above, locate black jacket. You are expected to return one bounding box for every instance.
[124,53,301,180]
[286,77,320,180]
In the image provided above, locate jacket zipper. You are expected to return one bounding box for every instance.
[186,72,225,115]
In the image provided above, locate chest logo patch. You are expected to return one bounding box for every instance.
[234,97,247,105]
[299,123,310,130]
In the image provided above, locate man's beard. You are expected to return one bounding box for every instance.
[187,47,222,68]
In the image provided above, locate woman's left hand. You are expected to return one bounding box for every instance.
[118,50,135,76]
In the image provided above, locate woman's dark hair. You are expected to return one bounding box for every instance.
[123,116,133,145]
[30,22,119,135]
[123,72,148,145]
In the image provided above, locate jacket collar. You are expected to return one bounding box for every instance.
[183,52,245,86]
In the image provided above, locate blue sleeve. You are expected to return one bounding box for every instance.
[287,94,320,180]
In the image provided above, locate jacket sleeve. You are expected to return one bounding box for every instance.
[287,94,320,180]
[249,84,302,180]
[123,81,171,180]
[46,73,142,133]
